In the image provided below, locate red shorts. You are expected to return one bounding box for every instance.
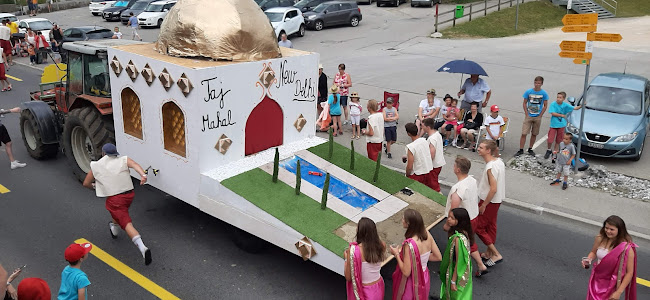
[408,173,428,185]
[470,218,480,253]
[0,62,6,80]
[0,40,11,56]
[428,167,442,192]
[474,200,501,246]
[367,142,382,161]
[548,127,565,144]
[105,190,135,229]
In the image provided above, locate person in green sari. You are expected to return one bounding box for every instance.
[440,208,473,300]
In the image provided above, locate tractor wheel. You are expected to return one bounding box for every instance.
[20,109,59,159]
[63,106,115,182]
[227,225,269,254]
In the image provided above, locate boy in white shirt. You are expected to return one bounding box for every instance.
[403,123,433,186]
[483,105,505,147]
[112,27,123,39]
[422,118,446,192]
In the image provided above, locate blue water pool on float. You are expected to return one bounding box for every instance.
[280,156,378,211]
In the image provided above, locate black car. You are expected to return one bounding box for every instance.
[256,0,295,11]
[103,0,138,21]
[294,0,328,12]
[120,0,157,24]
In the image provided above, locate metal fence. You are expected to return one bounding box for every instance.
[434,0,527,32]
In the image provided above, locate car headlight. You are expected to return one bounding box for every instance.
[614,132,637,142]
[566,123,579,135]
[307,15,316,20]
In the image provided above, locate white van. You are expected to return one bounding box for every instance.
[138,0,177,28]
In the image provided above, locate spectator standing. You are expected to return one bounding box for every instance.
[49,23,64,52]
[403,123,433,187]
[277,33,293,48]
[440,208,474,299]
[127,13,142,41]
[475,140,505,268]
[28,44,36,65]
[382,97,398,158]
[423,118,445,192]
[443,156,488,277]
[344,217,386,299]
[362,100,384,161]
[6,19,18,46]
[516,76,549,156]
[327,85,342,136]
[0,20,12,66]
[458,102,483,150]
[30,0,38,16]
[349,92,362,139]
[2,264,22,300]
[333,63,352,125]
[25,28,36,47]
[112,27,123,39]
[0,107,25,169]
[416,89,441,136]
[483,105,505,148]
[58,243,92,300]
[317,64,327,117]
[582,215,637,300]
[47,0,53,13]
[458,74,491,113]
[544,91,580,159]
[549,133,576,190]
[82,143,152,265]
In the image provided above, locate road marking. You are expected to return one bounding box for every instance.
[639,277,650,288]
[532,134,548,150]
[74,238,180,300]
[5,74,23,82]
[0,184,9,194]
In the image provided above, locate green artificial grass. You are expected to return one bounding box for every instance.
[222,168,349,257]
[408,182,447,206]
[309,142,413,195]
[442,1,566,38]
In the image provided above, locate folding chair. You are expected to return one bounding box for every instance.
[378,91,400,112]
[474,116,509,151]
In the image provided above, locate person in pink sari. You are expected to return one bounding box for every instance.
[345,217,386,300]
[390,209,442,300]
[582,215,637,300]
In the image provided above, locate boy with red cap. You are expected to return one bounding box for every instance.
[18,278,51,300]
[483,105,505,147]
[58,243,92,300]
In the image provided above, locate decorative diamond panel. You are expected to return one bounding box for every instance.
[259,64,275,89]
[295,237,316,261]
[293,114,307,132]
[126,60,138,81]
[111,56,122,76]
[158,68,173,91]
[141,63,155,86]
[215,134,232,154]
[177,73,193,97]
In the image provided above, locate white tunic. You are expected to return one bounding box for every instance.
[478,158,505,204]
[91,156,134,197]
[405,138,433,176]
[366,113,384,143]
[445,176,479,220]
[427,131,446,168]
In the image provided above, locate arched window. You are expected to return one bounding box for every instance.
[121,87,143,139]
[162,101,186,157]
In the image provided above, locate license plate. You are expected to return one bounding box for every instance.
[587,142,604,149]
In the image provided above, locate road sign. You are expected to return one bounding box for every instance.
[559,51,593,60]
[587,33,623,42]
[562,13,598,26]
[561,25,597,33]
[573,58,590,65]
[560,40,586,52]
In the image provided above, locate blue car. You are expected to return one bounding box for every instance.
[566,72,650,161]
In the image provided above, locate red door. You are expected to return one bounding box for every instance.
[245,95,283,155]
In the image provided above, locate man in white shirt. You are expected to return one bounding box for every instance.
[278,33,293,48]
[476,139,505,268]
[443,155,488,276]
[416,88,441,136]
[422,118,445,192]
[82,143,152,265]
[362,100,384,161]
[403,123,433,186]
[458,74,491,113]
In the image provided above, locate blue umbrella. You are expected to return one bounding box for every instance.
[437,59,488,76]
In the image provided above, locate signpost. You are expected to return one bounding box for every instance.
[557,13,622,171]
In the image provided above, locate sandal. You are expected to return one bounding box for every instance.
[474,269,489,277]
[6,86,11,91]
[1,88,7,92]
[485,258,503,267]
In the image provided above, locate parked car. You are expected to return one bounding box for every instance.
[566,73,650,161]
[0,13,18,23]
[265,7,306,40]
[120,0,157,24]
[102,0,138,21]
[61,26,114,43]
[89,0,117,16]
[355,0,373,4]
[376,0,406,7]
[411,0,439,7]
[18,18,53,43]
[294,0,329,12]
[303,1,362,31]
[138,0,177,28]
[256,0,295,12]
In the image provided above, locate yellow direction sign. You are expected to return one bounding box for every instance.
[573,58,590,65]
[562,13,598,26]
[559,51,593,60]
[561,25,597,33]
[560,40,586,52]
[587,33,623,42]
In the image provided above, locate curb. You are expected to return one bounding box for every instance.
[382,163,650,242]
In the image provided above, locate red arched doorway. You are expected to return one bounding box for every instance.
[245,96,283,155]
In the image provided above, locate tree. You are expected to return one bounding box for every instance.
[295,160,301,195]
[321,172,330,210]
[328,127,333,159]
[350,140,355,170]
[373,152,381,183]
[272,147,279,183]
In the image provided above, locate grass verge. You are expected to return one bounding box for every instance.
[441,0,565,38]
[612,0,650,18]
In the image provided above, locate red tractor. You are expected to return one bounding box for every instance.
[20,40,141,181]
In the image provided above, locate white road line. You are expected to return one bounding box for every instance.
[532,134,548,150]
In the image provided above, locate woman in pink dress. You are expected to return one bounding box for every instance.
[390,209,442,300]
[582,215,637,300]
[334,63,352,129]
[345,217,386,300]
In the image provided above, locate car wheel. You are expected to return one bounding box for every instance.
[632,138,644,161]
[349,16,359,27]
[157,19,163,28]
[376,2,381,6]
[314,20,324,31]
[297,24,306,37]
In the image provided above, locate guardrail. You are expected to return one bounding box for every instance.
[434,0,527,32]
[594,0,617,16]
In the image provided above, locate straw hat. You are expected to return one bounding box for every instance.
[329,85,339,94]
[349,92,359,98]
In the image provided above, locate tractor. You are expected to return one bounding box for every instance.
[20,40,142,181]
